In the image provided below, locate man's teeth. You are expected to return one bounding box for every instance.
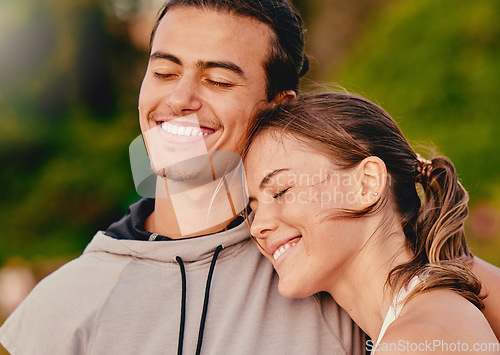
[273,241,298,261]
[161,121,209,136]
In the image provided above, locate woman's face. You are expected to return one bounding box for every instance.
[245,131,369,298]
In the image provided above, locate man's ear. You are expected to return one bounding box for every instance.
[356,156,387,206]
[271,90,296,105]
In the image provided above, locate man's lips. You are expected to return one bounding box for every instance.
[268,236,301,261]
[157,120,216,137]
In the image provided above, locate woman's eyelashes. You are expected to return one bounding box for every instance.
[273,187,291,199]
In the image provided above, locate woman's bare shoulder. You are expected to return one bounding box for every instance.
[472,256,500,340]
[378,289,499,354]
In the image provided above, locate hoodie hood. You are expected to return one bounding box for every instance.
[85,219,251,263]
[105,198,156,241]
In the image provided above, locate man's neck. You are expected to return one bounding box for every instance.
[144,176,242,239]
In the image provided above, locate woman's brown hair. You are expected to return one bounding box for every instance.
[243,91,483,308]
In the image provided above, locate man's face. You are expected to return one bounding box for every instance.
[138,7,272,180]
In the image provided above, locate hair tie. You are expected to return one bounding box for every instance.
[416,154,433,184]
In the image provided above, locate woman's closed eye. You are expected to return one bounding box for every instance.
[273,187,291,199]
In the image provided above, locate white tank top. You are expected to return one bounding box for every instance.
[373,277,420,354]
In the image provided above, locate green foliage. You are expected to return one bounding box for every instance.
[0,0,143,266]
[2,0,499,267]
[0,107,141,262]
[335,0,500,202]
[334,0,500,265]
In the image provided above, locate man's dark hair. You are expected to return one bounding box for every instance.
[150,0,309,101]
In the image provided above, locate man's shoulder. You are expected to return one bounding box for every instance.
[0,235,133,354]
[6,239,129,319]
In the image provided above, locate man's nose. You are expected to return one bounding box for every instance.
[166,76,202,114]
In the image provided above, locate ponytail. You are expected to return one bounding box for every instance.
[417,156,470,262]
[389,155,484,309]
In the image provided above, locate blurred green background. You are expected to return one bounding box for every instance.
[0,0,499,330]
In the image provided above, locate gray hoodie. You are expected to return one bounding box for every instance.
[0,200,364,354]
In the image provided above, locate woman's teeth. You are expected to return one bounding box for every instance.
[161,121,209,137]
[273,241,298,261]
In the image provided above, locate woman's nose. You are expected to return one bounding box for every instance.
[250,206,279,240]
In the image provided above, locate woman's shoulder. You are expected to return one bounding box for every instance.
[379,288,498,354]
[472,256,500,340]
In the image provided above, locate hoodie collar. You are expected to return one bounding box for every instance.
[87,215,252,263]
[105,198,246,242]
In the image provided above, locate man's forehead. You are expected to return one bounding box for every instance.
[151,6,273,54]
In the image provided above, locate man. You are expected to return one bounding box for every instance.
[0,1,365,354]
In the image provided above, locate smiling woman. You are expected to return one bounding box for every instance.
[243,91,500,351]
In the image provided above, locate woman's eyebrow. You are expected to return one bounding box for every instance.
[259,168,290,190]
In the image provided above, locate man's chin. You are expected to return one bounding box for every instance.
[150,150,244,192]
[152,167,203,182]
[151,163,216,184]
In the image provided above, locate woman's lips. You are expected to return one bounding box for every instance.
[271,236,301,262]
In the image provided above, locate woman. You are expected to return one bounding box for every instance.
[243,91,499,353]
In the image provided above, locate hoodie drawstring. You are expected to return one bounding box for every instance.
[175,245,223,355]
[175,256,187,355]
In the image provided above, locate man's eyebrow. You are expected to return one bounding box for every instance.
[199,61,246,78]
[259,168,290,190]
[150,52,181,65]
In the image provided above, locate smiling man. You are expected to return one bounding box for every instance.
[0,1,364,354]
[137,6,277,238]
